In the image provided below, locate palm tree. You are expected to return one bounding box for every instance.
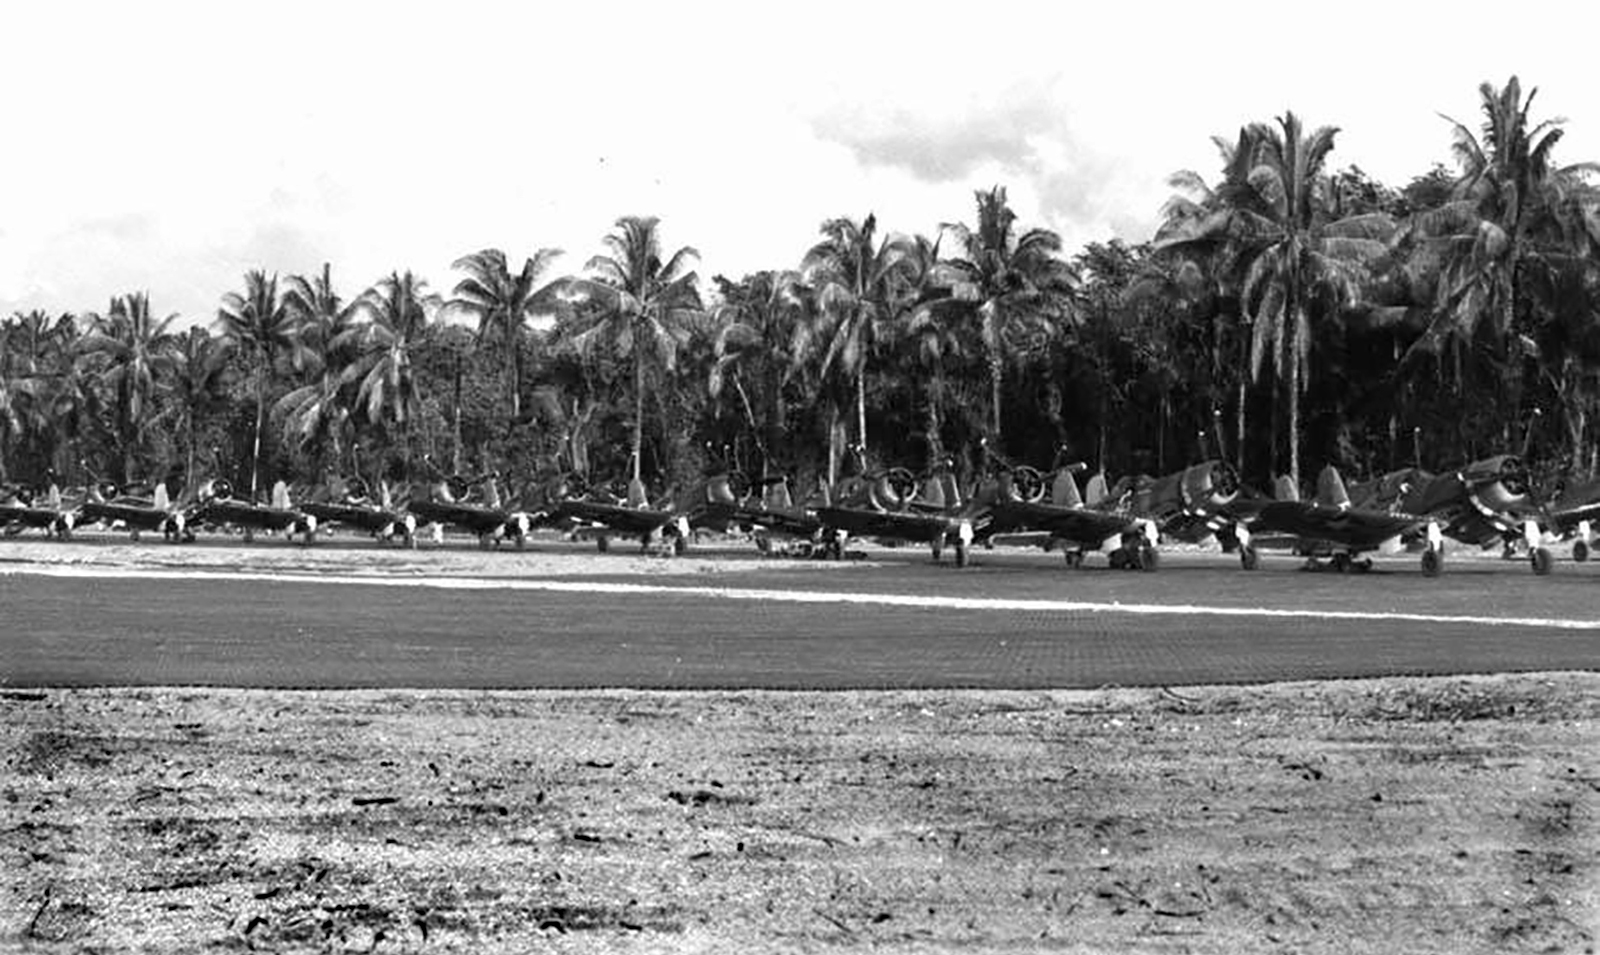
[77,293,182,483]
[168,327,235,491]
[1154,128,1272,474]
[932,187,1078,445]
[558,216,702,484]
[447,247,564,425]
[281,262,351,380]
[340,271,441,477]
[216,271,296,498]
[709,270,810,477]
[797,214,913,461]
[1237,113,1394,487]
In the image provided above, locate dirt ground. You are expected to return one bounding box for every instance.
[3,674,1596,954]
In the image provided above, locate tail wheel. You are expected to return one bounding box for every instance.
[1574,540,1589,563]
[1421,548,1442,577]
[954,540,969,568]
[1240,546,1259,571]
[1531,546,1554,576]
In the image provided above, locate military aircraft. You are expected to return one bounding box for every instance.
[0,476,77,539]
[812,447,982,566]
[1542,474,1600,562]
[685,464,828,556]
[979,444,1160,570]
[1353,455,1554,574]
[189,477,318,544]
[1240,466,1437,574]
[77,479,190,542]
[405,458,534,549]
[554,460,693,555]
[299,474,418,547]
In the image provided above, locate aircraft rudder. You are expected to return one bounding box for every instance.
[1315,466,1352,509]
[1272,475,1299,503]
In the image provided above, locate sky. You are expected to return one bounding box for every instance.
[2,1,1598,326]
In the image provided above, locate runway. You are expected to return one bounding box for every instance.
[3,546,1597,688]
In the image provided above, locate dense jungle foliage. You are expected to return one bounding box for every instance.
[3,77,1598,501]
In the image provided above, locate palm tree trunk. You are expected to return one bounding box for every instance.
[855,373,867,453]
[990,356,1004,443]
[632,354,645,483]
[925,370,944,471]
[250,379,266,500]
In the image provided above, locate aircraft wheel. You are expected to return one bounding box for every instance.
[754,534,771,554]
[243,527,254,544]
[673,535,687,557]
[1138,544,1158,572]
[1531,546,1554,576]
[516,535,527,551]
[931,538,944,563]
[1574,540,1589,563]
[1239,546,1259,571]
[1331,553,1351,574]
[1064,550,1084,569]
[954,540,969,568]
[130,529,141,543]
[1421,548,1442,577]
[597,535,610,554]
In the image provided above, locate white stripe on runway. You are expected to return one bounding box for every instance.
[5,562,1599,631]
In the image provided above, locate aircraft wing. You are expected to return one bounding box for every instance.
[983,500,1137,548]
[816,504,961,544]
[556,500,677,536]
[1247,502,1424,551]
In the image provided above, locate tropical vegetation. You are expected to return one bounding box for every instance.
[3,77,1598,504]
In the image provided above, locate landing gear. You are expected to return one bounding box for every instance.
[596,535,610,554]
[1531,546,1554,576]
[954,540,969,568]
[1239,545,1259,571]
[673,535,687,557]
[931,537,944,563]
[1575,540,1591,563]
[1137,543,1158,572]
[1421,547,1443,577]
[1064,550,1085,569]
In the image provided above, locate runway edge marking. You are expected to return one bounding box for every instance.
[5,563,1600,631]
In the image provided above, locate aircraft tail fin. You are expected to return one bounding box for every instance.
[1051,470,1083,508]
[626,477,649,509]
[1273,474,1299,503]
[919,474,948,510]
[764,479,793,510]
[1315,466,1351,509]
[1084,471,1109,507]
[271,480,290,509]
[154,484,170,511]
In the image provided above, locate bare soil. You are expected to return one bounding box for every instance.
[3,675,1597,954]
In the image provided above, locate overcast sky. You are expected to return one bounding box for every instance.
[2,1,1597,325]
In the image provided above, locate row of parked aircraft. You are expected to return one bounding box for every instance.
[3,444,1598,576]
